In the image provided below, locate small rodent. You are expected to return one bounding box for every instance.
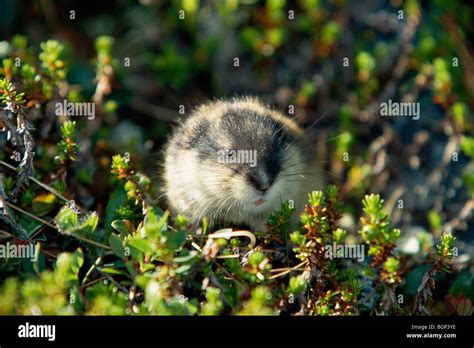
[162,97,323,231]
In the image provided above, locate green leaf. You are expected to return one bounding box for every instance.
[111,219,135,236]
[144,208,168,239]
[95,35,114,53]
[403,265,432,295]
[173,251,198,263]
[17,218,43,238]
[71,248,84,275]
[104,260,126,269]
[32,246,46,275]
[109,234,126,259]
[104,187,127,235]
[450,271,474,300]
[60,120,76,137]
[249,251,265,267]
[356,51,376,72]
[288,275,306,294]
[125,260,138,278]
[202,217,208,235]
[58,248,84,287]
[175,264,192,274]
[55,206,79,231]
[129,246,143,263]
[460,136,474,159]
[80,213,99,235]
[55,206,99,237]
[99,267,128,276]
[164,229,186,251]
[333,228,346,243]
[127,238,153,254]
[21,253,39,276]
[31,193,57,216]
[383,257,399,273]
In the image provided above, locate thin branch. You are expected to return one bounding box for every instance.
[444,197,474,233]
[4,198,110,250]
[0,160,86,212]
[5,201,56,229]
[268,259,309,279]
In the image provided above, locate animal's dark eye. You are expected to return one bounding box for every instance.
[247,172,259,187]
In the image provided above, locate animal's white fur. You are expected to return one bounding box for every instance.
[163,98,324,231]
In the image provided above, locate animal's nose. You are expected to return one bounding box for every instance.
[246,171,269,193]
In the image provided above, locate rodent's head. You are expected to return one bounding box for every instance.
[177,99,311,216]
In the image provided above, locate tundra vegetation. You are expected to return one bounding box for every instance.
[0,0,472,315]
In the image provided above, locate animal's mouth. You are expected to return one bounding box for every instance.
[254,198,265,206]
